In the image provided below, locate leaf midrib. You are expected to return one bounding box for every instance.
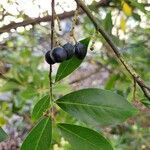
[56,101,124,111]
[34,96,49,119]
[58,125,101,149]
[56,60,70,81]
[34,118,50,150]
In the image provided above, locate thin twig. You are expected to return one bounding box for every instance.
[48,0,55,118]
[75,0,150,100]
[50,0,54,99]
[133,78,136,101]
[0,1,149,34]
[0,1,114,34]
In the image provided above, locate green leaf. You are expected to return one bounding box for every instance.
[55,37,90,82]
[0,127,8,142]
[32,95,50,120]
[105,74,119,90]
[21,117,52,150]
[128,0,146,13]
[132,13,141,21]
[53,83,72,95]
[141,99,150,109]
[0,81,20,92]
[104,12,113,34]
[56,88,138,126]
[20,87,37,99]
[58,123,113,150]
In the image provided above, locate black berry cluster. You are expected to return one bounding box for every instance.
[45,42,86,65]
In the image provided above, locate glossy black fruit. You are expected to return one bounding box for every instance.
[51,47,67,62]
[62,42,75,60]
[75,42,87,59]
[45,50,55,64]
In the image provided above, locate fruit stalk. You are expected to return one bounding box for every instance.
[49,0,55,103]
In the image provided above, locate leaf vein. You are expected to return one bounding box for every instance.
[34,118,49,150]
[34,96,49,119]
[57,101,123,110]
[59,125,99,149]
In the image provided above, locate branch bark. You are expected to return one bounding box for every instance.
[75,0,150,100]
[0,1,149,34]
[0,1,111,34]
[49,0,54,103]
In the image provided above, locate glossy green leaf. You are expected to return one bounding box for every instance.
[32,95,50,120]
[21,117,52,150]
[56,88,138,126]
[0,127,8,142]
[58,123,113,150]
[55,37,90,82]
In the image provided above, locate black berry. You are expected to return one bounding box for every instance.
[45,50,55,65]
[75,42,87,59]
[51,47,67,62]
[62,42,75,60]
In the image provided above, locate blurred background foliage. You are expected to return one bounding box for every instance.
[0,0,150,149]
